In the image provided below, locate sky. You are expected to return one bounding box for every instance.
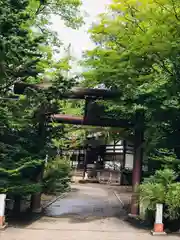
[51,0,111,74]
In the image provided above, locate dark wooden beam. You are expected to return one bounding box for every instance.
[14,82,120,99]
[52,114,134,128]
[52,114,83,125]
[13,82,41,94]
[65,88,120,99]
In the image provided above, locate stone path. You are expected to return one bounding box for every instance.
[0,184,179,240]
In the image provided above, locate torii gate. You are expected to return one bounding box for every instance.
[13,82,144,216]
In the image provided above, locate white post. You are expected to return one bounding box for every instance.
[0,194,6,228]
[108,172,112,184]
[84,172,88,180]
[155,203,163,224]
[151,203,166,235]
[97,171,100,182]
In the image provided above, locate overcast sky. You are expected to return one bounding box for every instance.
[51,0,111,74]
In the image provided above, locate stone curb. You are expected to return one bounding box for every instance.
[42,192,68,210]
[113,191,124,207]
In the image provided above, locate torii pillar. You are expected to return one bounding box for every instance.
[130,113,144,216]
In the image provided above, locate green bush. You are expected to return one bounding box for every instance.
[138,168,180,220]
[166,183,180,220]
[0,157,44,195]
[43,156,71,194]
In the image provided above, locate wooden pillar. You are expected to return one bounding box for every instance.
[130,114,144,216]
[31,168,43,213]
[82,98,91,179]
[83,148,87,179]
[31,193,42,213]
[84,97,91,119]
[120,140,126,185]
[31,111,46,213]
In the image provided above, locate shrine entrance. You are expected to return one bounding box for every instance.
[68,137,134,186]
[14,83,144,216]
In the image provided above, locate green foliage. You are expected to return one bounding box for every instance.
[138,168,180,220]
[0,0,44,197]
[43,156,71,194]
[0,157,43,194]
[0,0,83,199]
[28,0,83,28]
[166,183,180,220]
[81,0,180,159]
[147,148,180,174]
[0,0,43,92]
[143,168,177,187]
[139,182,165,210]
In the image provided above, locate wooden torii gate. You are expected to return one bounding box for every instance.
[14,82,144,216]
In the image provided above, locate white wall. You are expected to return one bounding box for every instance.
[125,154,134,170]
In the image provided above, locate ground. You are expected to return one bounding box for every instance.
[0,183,179,240]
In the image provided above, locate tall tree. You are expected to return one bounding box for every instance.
[0,0,82,211]
[82,0,180,161]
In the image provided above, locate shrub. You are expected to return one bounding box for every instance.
[166,183,180,220]
[43,156,71,194]
[138,168,180,220]
[138,182,166,212]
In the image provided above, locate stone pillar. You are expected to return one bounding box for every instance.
[0,194,6,228]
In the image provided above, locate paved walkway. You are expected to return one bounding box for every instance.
[0,184,179,240]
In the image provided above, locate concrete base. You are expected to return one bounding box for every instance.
[151,230,167,236]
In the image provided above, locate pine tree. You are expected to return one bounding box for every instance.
[0,0,82,212]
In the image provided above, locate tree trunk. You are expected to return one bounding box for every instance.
[30,193,42,213]
[13,195,21,214]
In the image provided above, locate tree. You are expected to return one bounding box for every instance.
[82,0,180,163]
[0,0,82,212]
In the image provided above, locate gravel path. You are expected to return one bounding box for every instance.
[0,184,179,240]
